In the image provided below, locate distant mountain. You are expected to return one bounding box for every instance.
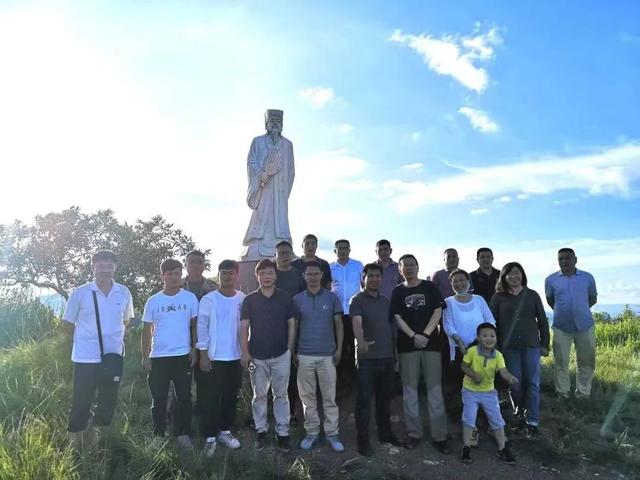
[592,304,640,317]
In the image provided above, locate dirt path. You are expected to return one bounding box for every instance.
[229,386,635,480]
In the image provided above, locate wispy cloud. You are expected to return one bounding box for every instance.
[299,86,336,108]
[470,208,489,215]
[458,106,499,133]
[401,162,424,173]
[337,123,354,133]
[389,27,503,93]
[381,143,640,213]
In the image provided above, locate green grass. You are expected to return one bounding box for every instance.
[0,289,315,480]
[533,306,640,472]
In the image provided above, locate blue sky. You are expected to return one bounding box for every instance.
[1,1,639,305]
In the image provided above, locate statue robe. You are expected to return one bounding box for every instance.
[242,134,295,259]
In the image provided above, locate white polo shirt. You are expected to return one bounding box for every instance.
[142,289,199,358]
[62,281,134,363]
[197,290,245,361]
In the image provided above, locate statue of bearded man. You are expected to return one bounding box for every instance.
[241,109,295,260]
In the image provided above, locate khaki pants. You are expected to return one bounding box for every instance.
[297,355,339,436]
[399,350,448,441]
[250,350,291,436]
[552,326,596,398]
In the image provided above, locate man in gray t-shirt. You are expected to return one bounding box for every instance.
[293,261,345,452]
[350,263,400,456]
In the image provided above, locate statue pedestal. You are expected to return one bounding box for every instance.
[237,260,258,294]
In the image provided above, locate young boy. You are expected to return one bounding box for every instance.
[459,322,518,464]
[141,258,199,450]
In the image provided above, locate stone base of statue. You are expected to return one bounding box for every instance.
[237,260,259,294]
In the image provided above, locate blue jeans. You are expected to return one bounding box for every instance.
[502,347,541,426]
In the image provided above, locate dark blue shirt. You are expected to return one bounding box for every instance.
[241,288,295,360]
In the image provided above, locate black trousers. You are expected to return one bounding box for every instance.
[355,358,395,443]
[68,362,121,432]
[193,362,206,414]
[338,314,356,389]
[200,360,242,438]
[148,355,192,436]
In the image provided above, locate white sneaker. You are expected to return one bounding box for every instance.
[176,435,194,451]
[203,438,217,458]
[218,431,241,449]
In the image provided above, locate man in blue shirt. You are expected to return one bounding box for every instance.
[545,248,598,400]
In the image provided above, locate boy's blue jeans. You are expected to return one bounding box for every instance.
[503,347,541,426]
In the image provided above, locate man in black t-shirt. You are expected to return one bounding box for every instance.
[390,254,451,454]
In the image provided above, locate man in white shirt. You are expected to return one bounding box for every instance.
[62,250,134,449]
[197,260,246,457]
[330,239,363,388]
[141,258,199,450]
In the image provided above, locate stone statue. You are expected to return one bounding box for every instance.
[241,109,295,260]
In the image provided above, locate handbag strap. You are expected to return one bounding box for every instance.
[502,288,528,348]
[92,290,105,357]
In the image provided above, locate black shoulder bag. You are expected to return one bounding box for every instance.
[92,291,124,384]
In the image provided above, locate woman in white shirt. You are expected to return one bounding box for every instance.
[442,269,496,428]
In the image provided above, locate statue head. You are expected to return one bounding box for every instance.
[264,109,283,136]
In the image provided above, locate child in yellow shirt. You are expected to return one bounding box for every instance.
[459,322,518,464]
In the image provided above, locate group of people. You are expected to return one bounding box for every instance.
[61,236,598,466]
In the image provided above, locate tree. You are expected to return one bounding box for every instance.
[0,207,208,312]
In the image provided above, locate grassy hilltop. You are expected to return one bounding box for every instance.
[0,289,639,479]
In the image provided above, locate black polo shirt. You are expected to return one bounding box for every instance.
[349,290,395,360]
[241,288,296,360]
[470,267,500,304]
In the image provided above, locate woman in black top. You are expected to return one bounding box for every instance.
[490,262,550,438]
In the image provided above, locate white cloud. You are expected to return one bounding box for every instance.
[401,162,424,172]
[390,27,503,93]
[470,208,489,215]
[516,194,529,200]
[299,86,336,108]
[381,143,640,213]
[458,106,499,133]
[496,196,512,203]
[338,123,354,133]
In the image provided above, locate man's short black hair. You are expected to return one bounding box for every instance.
[276,240,293,250]
[476,322,496,334]
[376,239,391,248]
[255,259,277,274]
[161,258,183,273]
[218,259,239,272]
[398,254,419,268]
[335,239,350,248]
[558,247,575,256]
[444,248,458,255]
[92,249,117,264]
[363,262,383,276]
[476,247,493,258]
[302,234,318,243]
[303,260,322,271]
[186,250,206,260]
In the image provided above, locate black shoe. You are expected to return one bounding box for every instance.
[433,440,452,455]
[404,436,421,450]
[254,432,267,451]
[357,441,374,457]
[496,446,516,465]
[461,445,472,464]
[276,435,290,452]
[526,425,539,439]
[379,434,403,447]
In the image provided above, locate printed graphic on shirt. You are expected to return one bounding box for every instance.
[405,294,426,310]
[150,302,191,314]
